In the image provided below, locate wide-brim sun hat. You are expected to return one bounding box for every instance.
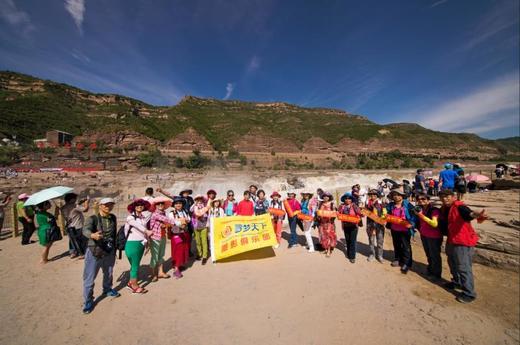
[206,189,217,196]
[179,189,193,195]
[367,189,380,196]
[287,191,296,197]
[18,193,30,200]
[300,191,313,197]
[193,194,205,201]
[389,186,406,197]
[211,199,223,207]
[270,191,281,198]
[323,191,333,200]
[341,193,354,203]
[127,198,152,213]
[172,196,186,205]
[151,196,173,210]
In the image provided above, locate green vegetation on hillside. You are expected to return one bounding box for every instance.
[0,71,517,156]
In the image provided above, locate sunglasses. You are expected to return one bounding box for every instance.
[228,194,234,197]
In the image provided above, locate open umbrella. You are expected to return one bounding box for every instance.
[23,186,74,206]
[465,175,490,183]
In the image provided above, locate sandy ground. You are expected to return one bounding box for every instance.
[0,218,518,345]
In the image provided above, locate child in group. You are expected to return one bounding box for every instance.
[338,193,362,263]
[269,191,285,249]
[365,189,386,263]
[223,190,238,216]
[254,189,270,215]
[236,191,254,216]
[300,192,315,253]
[318,192,337,257]
[190,195,210,265]
[168,197,191,278]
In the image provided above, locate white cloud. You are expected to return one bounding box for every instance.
[0,0,33,33]
[430,0,448,8]
[65,0,85,33]
[461,1,519,52]
[70,50,91,63]
[418,73,519,134]
[247,56,260,73]
[224,83,234,100]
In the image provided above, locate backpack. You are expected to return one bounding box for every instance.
[115,214,138,259]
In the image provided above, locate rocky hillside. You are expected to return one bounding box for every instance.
[0,71,517,158]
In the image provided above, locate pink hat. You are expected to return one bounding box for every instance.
[150,196,173,211]
[270,191,281,198]
[18,193,30,200]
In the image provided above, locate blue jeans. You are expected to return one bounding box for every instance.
[288,216,298,245]
[83,248,116,304]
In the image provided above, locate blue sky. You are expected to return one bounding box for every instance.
[0,0,518,139]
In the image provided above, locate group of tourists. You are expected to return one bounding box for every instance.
[11,166,487,314]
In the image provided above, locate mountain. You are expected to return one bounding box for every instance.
[0,71,516,159]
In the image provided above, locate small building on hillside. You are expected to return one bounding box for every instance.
[46,130,73,146]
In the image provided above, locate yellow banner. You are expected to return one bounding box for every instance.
[210,213,277,261]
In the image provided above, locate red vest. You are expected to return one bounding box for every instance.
[447,201,479,246]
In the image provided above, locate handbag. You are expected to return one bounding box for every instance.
[46,223,63,243]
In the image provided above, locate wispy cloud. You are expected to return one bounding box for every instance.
[246,55,260,73]
[65,0,85,34]
[0,0,34,33]
[461,1,519,52]
[418,73,519,134]
[224,82,234,100]
[430,0,448,8]
[70,49,91,63]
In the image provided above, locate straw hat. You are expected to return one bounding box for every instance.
[151,196,173,210]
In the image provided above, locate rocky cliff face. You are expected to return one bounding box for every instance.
[1,71,517,160]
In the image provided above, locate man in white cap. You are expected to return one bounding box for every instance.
[81,197,120,314]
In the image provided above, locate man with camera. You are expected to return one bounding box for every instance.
[82,198,121,314]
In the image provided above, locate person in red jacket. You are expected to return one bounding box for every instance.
[439,189,487,303]
[236,191,254,216]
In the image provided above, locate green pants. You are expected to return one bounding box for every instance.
[150,238,166,268]
[125,240,145,280]
[194,227,208,259]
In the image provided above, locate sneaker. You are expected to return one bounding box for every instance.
[273,244,280,249]
[174,270,183,279]
[82,301,94,314]
[400,265,410,274]
[456,294,476,304]
[202,258,208,265]
[367,255,375,262]
[444,281,461,290]
[349,259,356,264]
[376,256,384,263]
[308,249,315,253]
[103,289,121,298]
[391,260,400,267]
